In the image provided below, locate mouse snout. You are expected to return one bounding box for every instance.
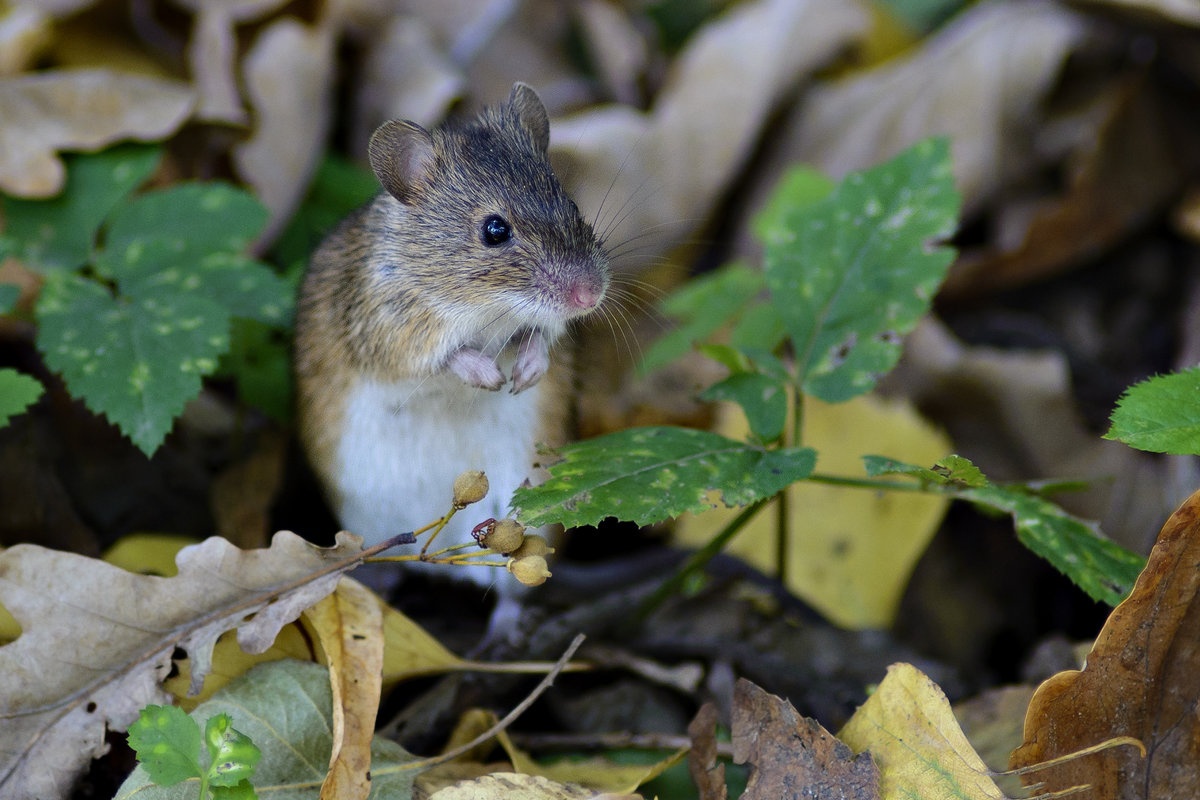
[567,274,605,311]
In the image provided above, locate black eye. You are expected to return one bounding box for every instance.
[481,215,511,246]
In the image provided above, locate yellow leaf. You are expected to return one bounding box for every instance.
[102,533,198,577]
[307,578,385,800]
[164,624,316,709]
[675,394,951,628]
[380,595,468,684]
[839,663,1004,800]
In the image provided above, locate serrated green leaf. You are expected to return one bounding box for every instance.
[961,486,1144,606]
[764,137,960,403]
[104,182,268,258]
[513,426,816,528]
[864,454,989,489]
[640,262,765,374]
[0,145,160,273]
[1104,367,1200,455]
[0,369,44,426]
[204,713,261,788]
[752,166,836,242]
[126,704,204,788]
[36,273,229,455]
[701,373,788,441]
[211,782,258,800]
[116,660,420,800]
[0,284,19,315]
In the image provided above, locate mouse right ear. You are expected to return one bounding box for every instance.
[369,120,435,203]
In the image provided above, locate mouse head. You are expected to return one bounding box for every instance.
[367,83,609,338]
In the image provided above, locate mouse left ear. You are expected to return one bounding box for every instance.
[509,82,550,154]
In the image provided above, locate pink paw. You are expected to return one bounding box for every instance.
[511,332,549,394]
[448,347,505,390]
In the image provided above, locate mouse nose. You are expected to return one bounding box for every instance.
[568,278,604,310]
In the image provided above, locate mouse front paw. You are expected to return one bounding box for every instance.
[448,347,505,391]
[511,332,549,394]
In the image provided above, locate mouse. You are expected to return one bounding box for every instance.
[294,82,610,601]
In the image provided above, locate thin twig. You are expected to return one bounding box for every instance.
[374,634,587,774]
[509,731,728,758]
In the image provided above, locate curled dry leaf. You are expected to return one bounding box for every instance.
[733,678,881,800]
[429,772,639,800]
[0,530,364,800]
[0,68,193,198]
[550,0,868,272]
[1010,487,1200,798]
[839,663,1005,800]
[791,0,1087,216]
[307,578,384,800]
[687,703,728,800]
[233,17,335,245]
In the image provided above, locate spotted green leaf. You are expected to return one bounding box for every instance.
[961,486,1144,606]
[1104,367,1200,455]
[126,704,204,788]
[701,372,788,441]
[0,145,160,273]
[0,369,45,426]
[764,138,960,403]
[863,454,989,489]
[37,273,230,455]
[513,426,816,528]
[204,713,261,789]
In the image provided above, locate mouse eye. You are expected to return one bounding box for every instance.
[481,215,512,246]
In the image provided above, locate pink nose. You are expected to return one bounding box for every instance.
[569,281,602,310]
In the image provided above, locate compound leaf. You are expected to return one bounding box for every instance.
[0,145,160,273]
[513,426,816,528]
[36,273,230,455]
[764,137,959,403]
[1105,367,1200,455]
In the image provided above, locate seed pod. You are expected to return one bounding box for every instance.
[482,518,525,553]
[509,535,553,560]
[507,554,551,587]
[452,470,489,507]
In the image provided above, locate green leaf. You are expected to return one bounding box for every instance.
[640,262,765,374]
[104,182,268,258]
[864,454,989,489]
[0,284,19,314]
[764,137,960,403]
[36,272,230,455]
[1104,367,1200,455]
[272,154,379,271]
[961,486,1145,606]
[204,714,261,788]
[513,426,816,528]
[0,369,44,426]
[221,318,293,422]
[126,704,204,788]
[211,783,258,800]
[0,145,160,273]
[752,166,836,243]
[701,373,788,441]
[116,660,420,800]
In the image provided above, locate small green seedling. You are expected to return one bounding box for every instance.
[127,704,262,800]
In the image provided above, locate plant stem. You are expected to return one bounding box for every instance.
[806,473,932,492]
[635,498,771,622]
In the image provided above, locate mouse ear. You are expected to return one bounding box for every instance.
[369,120,436,203]
[509,82,550,154]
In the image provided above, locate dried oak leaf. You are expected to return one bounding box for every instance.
[1010,487,1200,798]
[732,678,881,800]
[0,530,364,800]
[0,68,193,198]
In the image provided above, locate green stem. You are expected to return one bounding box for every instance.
[775,484,789,582]
[806,473,934,492]
[635,498,771,622]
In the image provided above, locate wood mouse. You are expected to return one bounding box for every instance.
[294,83,609,596]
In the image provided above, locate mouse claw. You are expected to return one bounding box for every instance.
[511,332,549,394]
[448,347,506,391]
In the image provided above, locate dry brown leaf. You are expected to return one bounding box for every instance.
[0,68,193,198]
[550,0,868,272]
[733,678,881,799]
[233,17,335,245]
[308,578,384,800]
[839,663,1004,800]
[0,6,52,75]
[0,531,364,799]
[1010,487,1200,798]
[429,772,639,800]
[792,0,1087,217]
[687,702,728,800]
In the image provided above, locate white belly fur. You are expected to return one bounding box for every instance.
[333,371,542,591]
